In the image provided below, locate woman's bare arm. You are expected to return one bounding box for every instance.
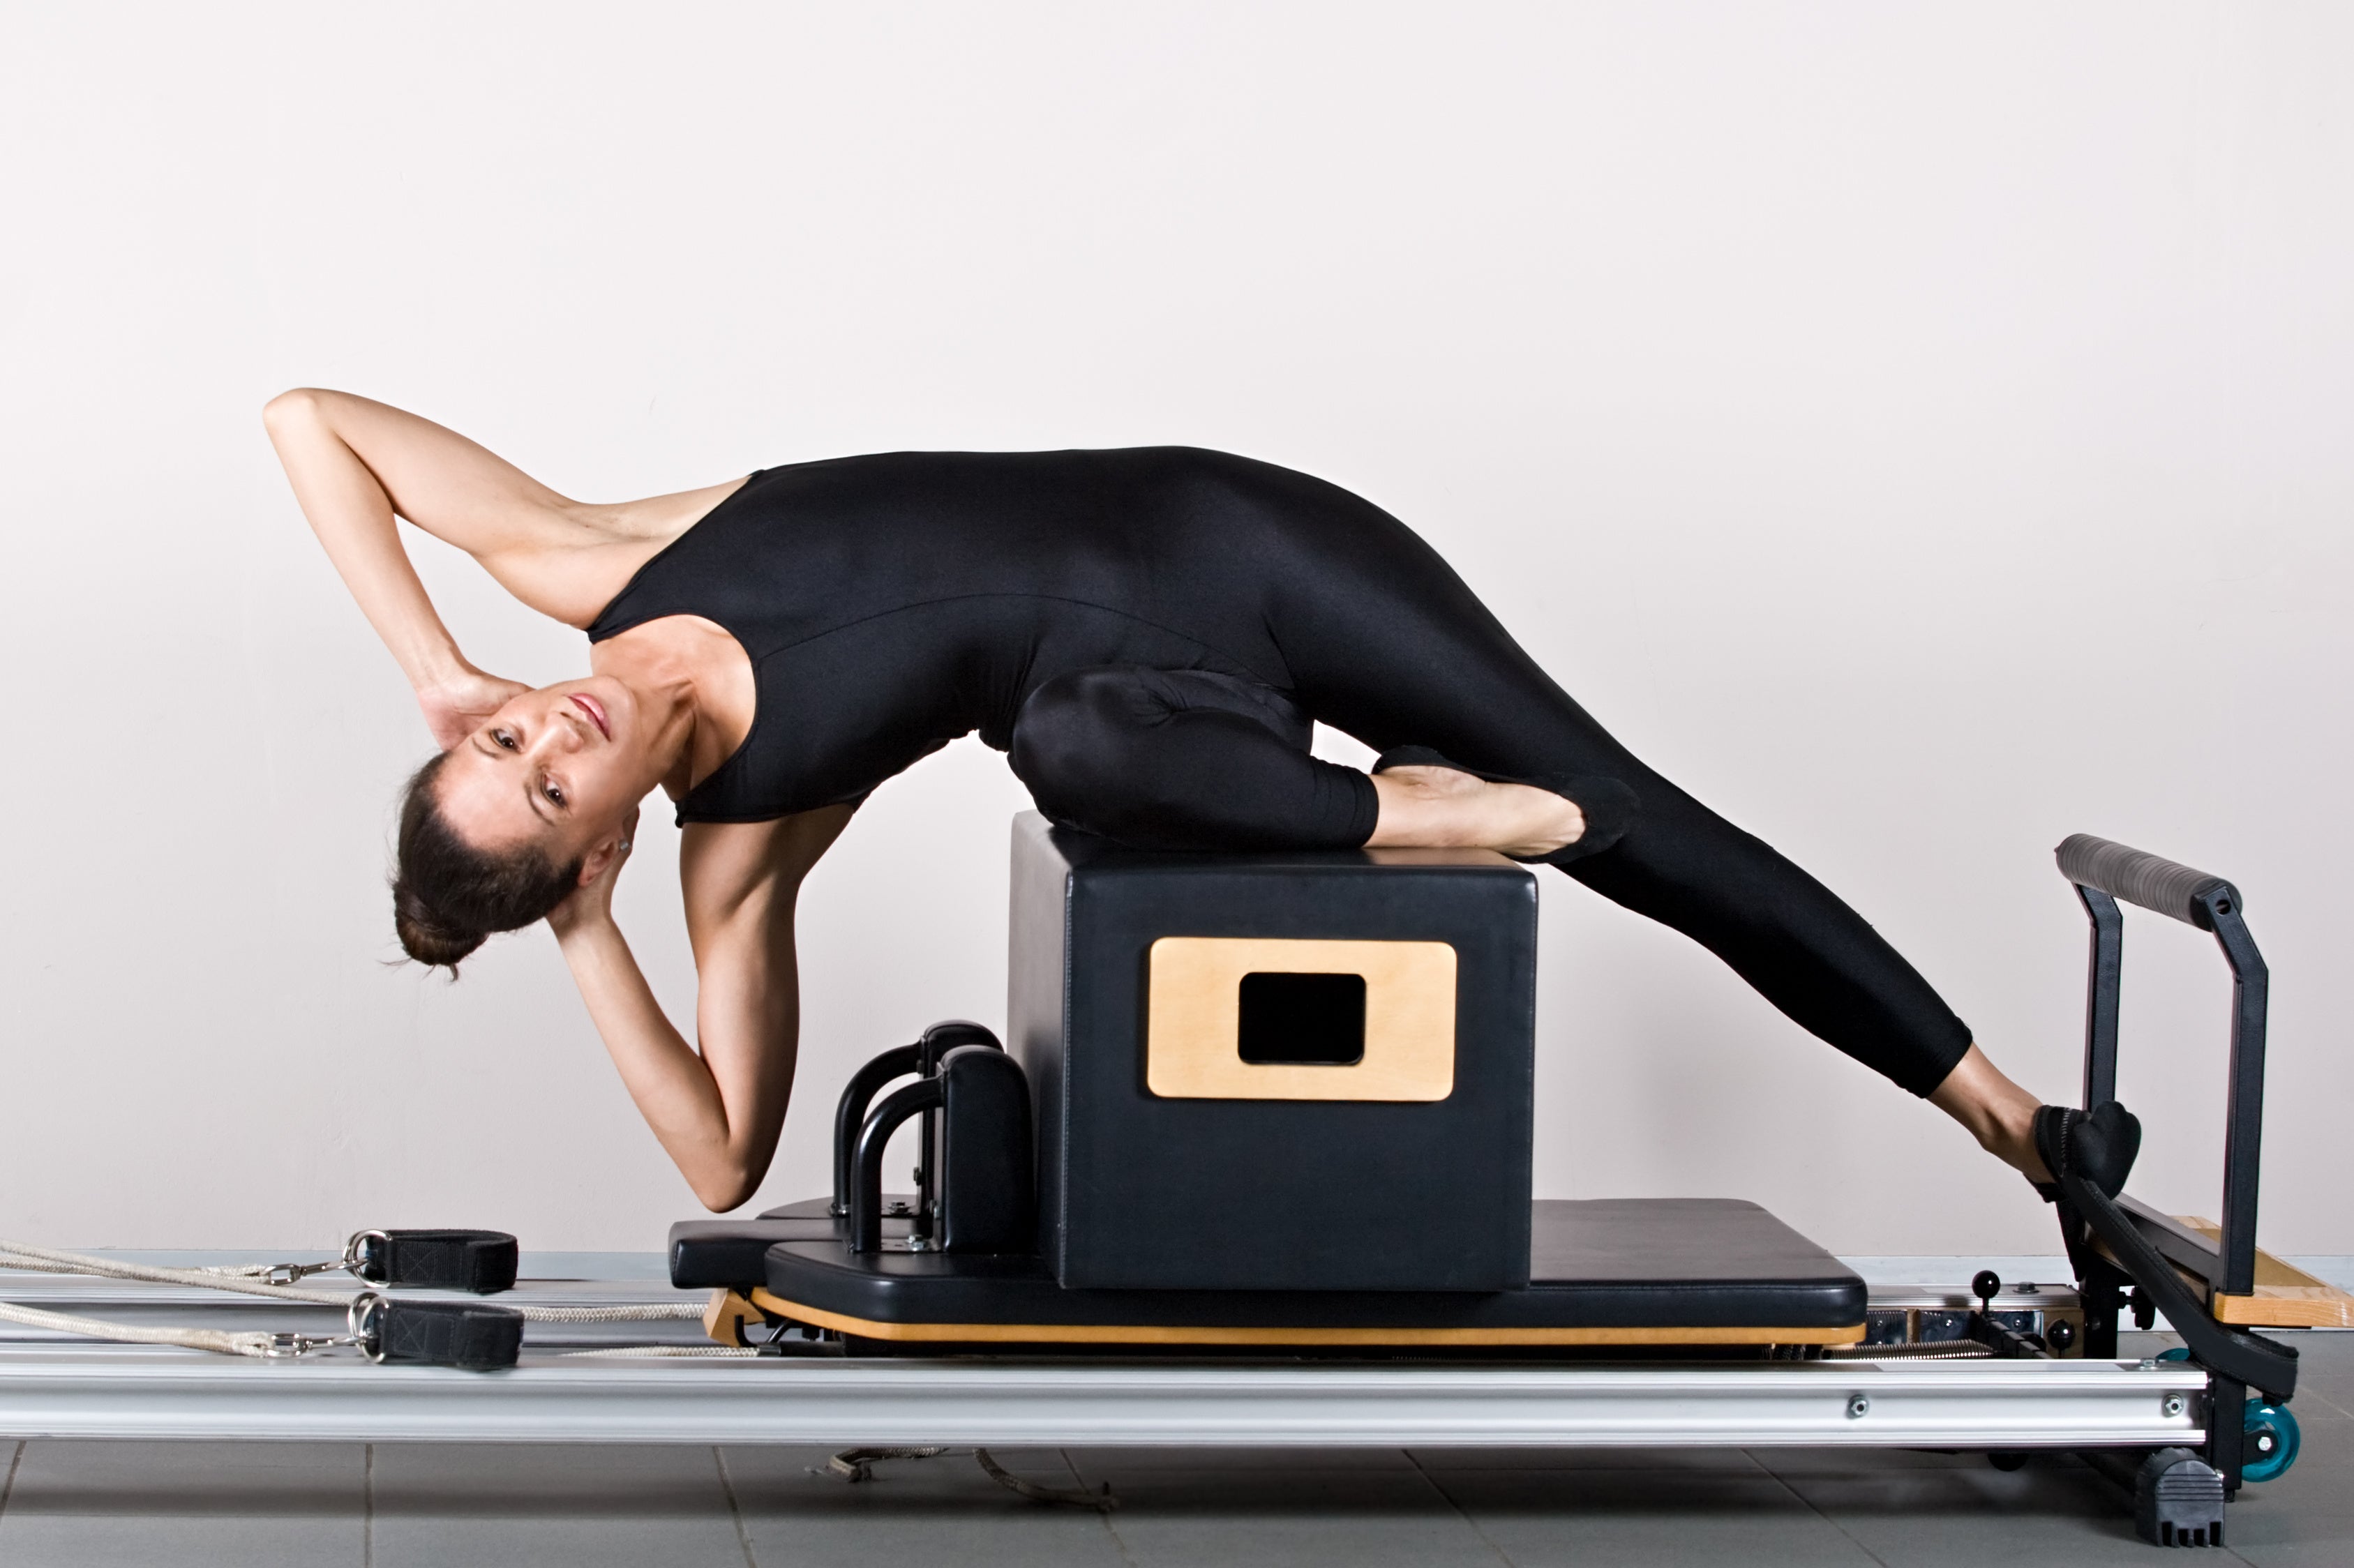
[264,389,551,741]
[262,389,744,739]
[548,806,854,1212]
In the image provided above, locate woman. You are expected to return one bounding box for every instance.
[267,389,2136,1214]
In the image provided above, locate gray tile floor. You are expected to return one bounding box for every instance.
[1,1334,2346,1567]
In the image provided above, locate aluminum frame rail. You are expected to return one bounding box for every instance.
[0,1345,2204,1449]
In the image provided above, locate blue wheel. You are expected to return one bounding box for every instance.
[2156,1345,2191,1362]
[2243,1398,2300,1483]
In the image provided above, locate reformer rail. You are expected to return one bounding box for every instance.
[0,1344,2205,1449]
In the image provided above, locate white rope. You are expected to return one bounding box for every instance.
[557,1344,759,1358]
[0,1241,707,1322]
[0,1243,350,1305]
[0,1299,277,1359]
[511,1302,709,1322]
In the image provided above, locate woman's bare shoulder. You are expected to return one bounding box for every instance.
[519,475,754,628]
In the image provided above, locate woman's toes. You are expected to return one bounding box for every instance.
[1494,783,1584,858]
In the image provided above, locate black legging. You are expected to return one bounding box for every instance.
[595,443,1973,1098]
[1007,597,1972,1100]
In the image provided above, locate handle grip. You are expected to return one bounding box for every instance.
[831,1045,923,1216]
[848,1078,945,1253]
[828,1022,1004,1216]
[2056,834,2240,930]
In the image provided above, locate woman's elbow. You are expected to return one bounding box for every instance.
[689,1162,764,1214]
[262,386,333,434]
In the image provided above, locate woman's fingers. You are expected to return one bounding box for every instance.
[417,668,531,750]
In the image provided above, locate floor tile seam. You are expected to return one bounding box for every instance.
[362,1443,373,1568]
[2297,1384,2354,1422]
[1403,1449,1524,1568]
[1747,1447,1894,1567]
[712,1446,758,1568]
[0,1441,17,1523]
[1062,1448,1138,1567]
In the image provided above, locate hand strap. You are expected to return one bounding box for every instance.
[353,1230,519,1295]
[361,1295,525,1371]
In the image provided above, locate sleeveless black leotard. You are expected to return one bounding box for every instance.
[587,447,1971,1096]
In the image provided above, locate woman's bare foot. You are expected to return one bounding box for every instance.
[1928,1044,2052,1182]
[1365,764,1586,858]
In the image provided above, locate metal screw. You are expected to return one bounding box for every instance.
[2256,1433,2275,1454]
[1846,1394,1871,1419]
[2162,1394,2187,1419]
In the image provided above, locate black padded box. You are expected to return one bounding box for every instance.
[1008,813,1538,1292]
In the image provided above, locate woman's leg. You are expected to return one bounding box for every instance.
[1007,667,1381,851]
[1009,659,2057,1179]
[1007,453,2064,1175]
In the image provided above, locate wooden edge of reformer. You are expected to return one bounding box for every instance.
[2087,1216,2354,1329]
[703,1288,1866,1348]
[2172,1216,2354,1329]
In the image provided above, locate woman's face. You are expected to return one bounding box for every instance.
[433,679,647,864]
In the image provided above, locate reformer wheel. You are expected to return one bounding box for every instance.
[2150,1348,2299,1484]
[2242,1398,2300,1483]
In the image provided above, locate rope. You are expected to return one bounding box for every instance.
[509,1303,708,1322]
[0,1239,709,1363]
[0,1299,278,1359]
[811,1447,1117,1509]
[974,1447,1120,1509]
[558,1344,760,1358]
[0,1241,705,1322]
[0,1243,352,1305]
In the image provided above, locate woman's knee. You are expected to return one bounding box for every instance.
[1007,668,1163,819]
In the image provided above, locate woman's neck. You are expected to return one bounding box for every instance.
[590,617,756,797]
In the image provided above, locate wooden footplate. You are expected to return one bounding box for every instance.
[2088,1201,2354,1329]
[2176,1216,2354,1329]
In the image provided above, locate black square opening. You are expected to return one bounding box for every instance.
[1236,971,1366,1065]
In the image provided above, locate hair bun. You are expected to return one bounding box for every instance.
[392,880,489,972]
[389,751,583,977]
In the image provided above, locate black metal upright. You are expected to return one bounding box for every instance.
[2198,886,2268,1302]
[2076,885,2123,1112]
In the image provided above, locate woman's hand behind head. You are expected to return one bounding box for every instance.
[418,666,532,751]
[547,804,639,940]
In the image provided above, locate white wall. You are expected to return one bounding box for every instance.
[1,3,2346,1257]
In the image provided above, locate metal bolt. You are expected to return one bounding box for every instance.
[2256,1433,2275,1454]
[2162,1394,2187,1419]
[1846,1394,1871,1419]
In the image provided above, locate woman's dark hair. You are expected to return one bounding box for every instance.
[392,752,583,972]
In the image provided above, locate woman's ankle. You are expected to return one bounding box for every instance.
[1928,1044,2050,1181]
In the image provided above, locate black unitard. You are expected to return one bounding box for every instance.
[588,448,1972,1096]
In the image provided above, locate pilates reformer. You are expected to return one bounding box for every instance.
[0,819,2339,1549]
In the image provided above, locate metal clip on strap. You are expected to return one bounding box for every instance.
[352,1230,520,1295]
[354,1292,525,1371]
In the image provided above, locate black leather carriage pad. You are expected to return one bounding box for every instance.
[691,1198,1862,1334]
[670,1197,906,1290]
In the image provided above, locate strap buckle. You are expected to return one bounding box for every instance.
[251,1292,389,1359]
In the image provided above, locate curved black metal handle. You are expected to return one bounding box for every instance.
[2057,834,2241,930]
[849,1078,945,1253]
[831,1045,924,1216]
[829,1022,1004,1216]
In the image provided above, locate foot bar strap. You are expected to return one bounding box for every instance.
[2063,1172,2297,1401]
